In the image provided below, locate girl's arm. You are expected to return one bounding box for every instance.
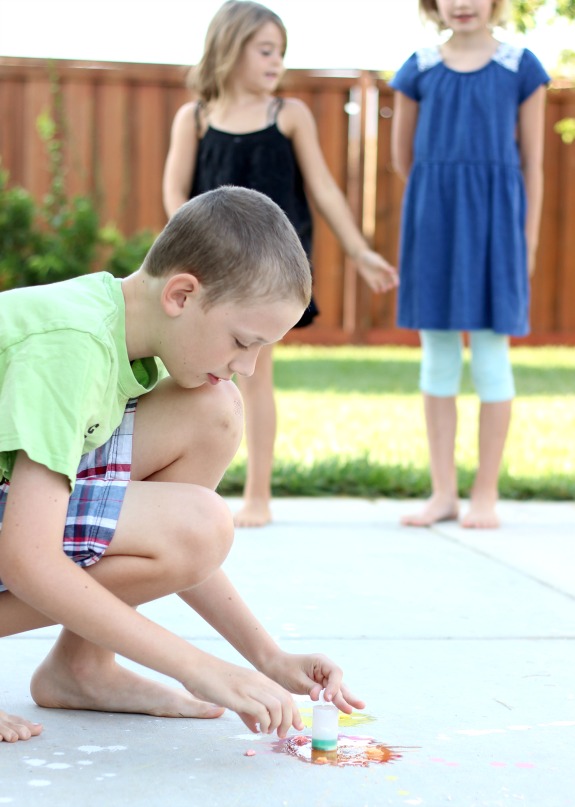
[518,85,547,276]
[390,91,419,181]
[281,98,398,293]
[162,102,200,219]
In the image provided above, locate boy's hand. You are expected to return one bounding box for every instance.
[355,249,399,294]
[183,658,303,738]
[261,652,366,714]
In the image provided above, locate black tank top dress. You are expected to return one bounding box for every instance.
[189,99,318,328]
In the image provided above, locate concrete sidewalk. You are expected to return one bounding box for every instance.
[1,498,574,807]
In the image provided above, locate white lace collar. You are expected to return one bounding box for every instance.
[416,46,442,72]
[415,42,523,74]
[492,42,523,73]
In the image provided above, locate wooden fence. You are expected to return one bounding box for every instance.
[1,56,574,345]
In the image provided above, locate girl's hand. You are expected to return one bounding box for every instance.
[355,249,399,294]
[261,651,366,714]
[182,657,303,738]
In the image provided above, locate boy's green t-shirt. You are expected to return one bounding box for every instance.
[0,272,164,489]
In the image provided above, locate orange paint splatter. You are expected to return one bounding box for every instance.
[275,735,403,767]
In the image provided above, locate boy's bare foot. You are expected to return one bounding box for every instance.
[233,498,272,528]
[460,497,500,529]
[0,710,43,743]
[30,652,224,719]
[401,495,459,527]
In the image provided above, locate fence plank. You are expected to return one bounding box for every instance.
[555,92,575,333]
[0,79,25,183]
[62,79,95,197]
[533,89,562,334]
[22,78,51,201]
[0,57,573,344]
[95,81,130,229]
[132,84,167,232]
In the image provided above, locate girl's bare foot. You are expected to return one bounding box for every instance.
[0,710,42,743]
[30,650,224,719]
[460,496,500,529]
[233,498,272,528]
[401,494,459,527]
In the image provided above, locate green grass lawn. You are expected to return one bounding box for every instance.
[219,345,575,500]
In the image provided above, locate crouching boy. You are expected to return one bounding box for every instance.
[0,187,364,743]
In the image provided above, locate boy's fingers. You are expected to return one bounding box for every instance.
[340,681,366,708]
[291,703,304,733]
[242,691,293,737]
[322,667,344,701]
[238,698,272,735]
[345,694,366,710]
[332,693,354,713]
[263,698,283,735]
[257,704,272,735]
[308,683,322,702]
[274,693,301,738]
[238,712,260,734]
[277,700,301,738]
[259,690,300,738]
[332,686,366,714]
[275,706,292,739]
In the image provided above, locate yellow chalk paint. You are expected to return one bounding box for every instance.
[298,707,377,729]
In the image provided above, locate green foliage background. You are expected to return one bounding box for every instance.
[511,0,575,32]
[0,72,155,291]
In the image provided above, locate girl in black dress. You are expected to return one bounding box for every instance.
[163,0,397,527]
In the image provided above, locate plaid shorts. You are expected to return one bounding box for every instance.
[0,399,137,593]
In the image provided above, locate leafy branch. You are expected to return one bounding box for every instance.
[0,66,155,291]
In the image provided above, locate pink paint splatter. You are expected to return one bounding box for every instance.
[430,757,459,767]
[274,735,403,767]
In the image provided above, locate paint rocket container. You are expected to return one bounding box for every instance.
[311,691,339,751]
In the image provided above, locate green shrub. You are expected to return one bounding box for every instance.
[0,174,40,290]
[0,164,155,291]
[0,90,155,291]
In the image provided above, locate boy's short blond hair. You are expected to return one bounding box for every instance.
[143,186,311,310]
[419,0,509,29]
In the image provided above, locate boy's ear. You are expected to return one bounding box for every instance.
[161,272,202,317]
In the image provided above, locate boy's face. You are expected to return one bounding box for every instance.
[161,288,303,388]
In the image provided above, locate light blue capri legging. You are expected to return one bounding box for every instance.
[420,330,515,402]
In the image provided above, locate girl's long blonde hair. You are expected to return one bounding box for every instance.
[188,0,287,103]
[419,0,509,30]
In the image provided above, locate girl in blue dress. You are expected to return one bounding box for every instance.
[390,0,549,528]
[163,0,398,528]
